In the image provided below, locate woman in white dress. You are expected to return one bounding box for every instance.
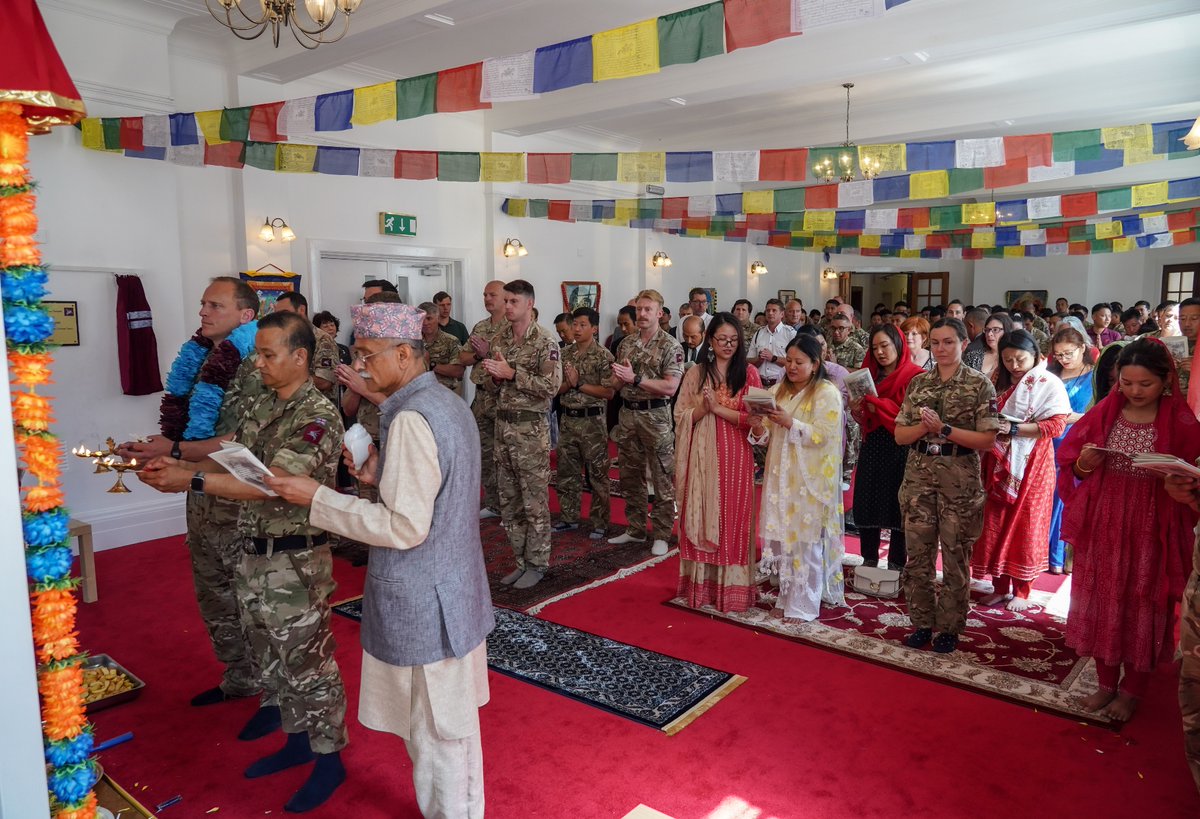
[752,334,846,621]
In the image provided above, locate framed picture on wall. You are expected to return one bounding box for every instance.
[778,289,796,304]
[562,281,601,313]
[241,265,302,316]
[702,287,718,314]
[1004,289,1048,311]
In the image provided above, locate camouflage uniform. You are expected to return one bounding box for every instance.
[492,322,562,571]
[312,327,339,402]
[896,363,999,635]
[851,327,870,348]
[1182,519,1200,794]
[426,329,464,392]
[1030,326,1050,356]
[739,319,758,349]
[354,399,381,505]
[463,317,509,512]
[830,337,867,371]
[557,341,614,530]
[183,352,262,698]
[615,330,685,541]
[233,380,348,754]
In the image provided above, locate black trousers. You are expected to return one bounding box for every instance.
[859,527,907,569]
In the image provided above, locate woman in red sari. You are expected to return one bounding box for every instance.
[972,330,1071,610]
[674,312,762,612]
[1058,338,1200,721]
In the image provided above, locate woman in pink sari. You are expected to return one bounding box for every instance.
[674,312,762,612]
[1058,338,1200,721]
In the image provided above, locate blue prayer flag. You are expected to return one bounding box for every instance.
[533,36,593,93]
[315,146,360,175]
[835,210,866,231]
[314,91,353,132]
[1167,177,1200,200]
[169,113,198,146]
[715,193,742,214]
[906,141,955,171]
[996,200,1027,223]
[872,174,910,202]
[594,200,615,220]
[665,152,713,182]
[1151,120,1195,154]
[1120,215,1143,236]
[1135,235,1156,248]
[1027,244,1047,257]
[996,228,1020,247]
[1074,148,1124,175]
[125,146,166,161]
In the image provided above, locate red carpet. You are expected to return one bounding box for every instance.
[76,535,1197,818]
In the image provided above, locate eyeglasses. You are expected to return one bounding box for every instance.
[984,327,1005,334]
[1052,348,1082,359]
[353,345,396,364]
[711,336,739,347]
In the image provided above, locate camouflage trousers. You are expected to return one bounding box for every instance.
[556,413,610,530]
[1181,570,1200,794]
[843,414,861,483]
[494,414,552,571]
[899,454,985,635]
[614,406,676,541]
[236,543,348,754]
[472,391,500,511]
[186,495,258,697]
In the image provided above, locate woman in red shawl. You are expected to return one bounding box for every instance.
[1058,337,1200,722]
[849,324,925,569]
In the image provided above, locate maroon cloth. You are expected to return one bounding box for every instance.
[858,329,924,434]
[114,274,163,396]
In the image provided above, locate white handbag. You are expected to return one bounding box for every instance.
[852,565,902,599]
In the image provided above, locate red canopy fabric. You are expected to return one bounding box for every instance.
[0,0,85,132]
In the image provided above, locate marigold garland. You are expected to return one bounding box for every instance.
[1,100,95,817]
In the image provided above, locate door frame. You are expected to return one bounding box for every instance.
[909,271,950,310]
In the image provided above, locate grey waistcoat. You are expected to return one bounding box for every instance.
[361,371,494,667]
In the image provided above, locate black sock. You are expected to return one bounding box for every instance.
[244,731,313,779]
[238,705,282,741]
[859,528,880,564]
[285,751,346,813]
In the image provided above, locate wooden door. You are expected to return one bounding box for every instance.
[1162,263,1200,302]
[910,272,949,310]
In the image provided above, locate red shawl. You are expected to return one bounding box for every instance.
[859,330,925,434]
[1057,339,1200,599]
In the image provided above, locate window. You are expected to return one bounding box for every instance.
[1162,263,1199,302]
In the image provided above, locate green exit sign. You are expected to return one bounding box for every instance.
[379,212,417,237]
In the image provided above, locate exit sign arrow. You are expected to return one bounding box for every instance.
[379,212,417,237]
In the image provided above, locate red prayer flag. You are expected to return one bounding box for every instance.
[1061,192,1098,217]
[726,226,748,239]
[860,247,880,257]
[963,248,983,260]
[662,197,688,220]
[548,200,572,221]
[1174,229,1195,245]
[436,64,491,113]
[119,117,143,151]
[395,151,438,179]
[1067,241,1090,255]
[768,233,790,248]
[724,0,798,52]
[527,153,571,184]
[249,102,285,142]
[898,208,929,230]
[805,184,838,209]
[204,141,244,168]
[1046,226,1070,244]
[746,213,774,230]
[1004,134,1053,168]
[684,217,711,231]
[1168,211,1193,231]
[983,159,1028,189]
[926,233,951,249]
[759,148,808,181]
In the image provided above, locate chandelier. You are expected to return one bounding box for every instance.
[205,0,363,49]
[812,83,881,184]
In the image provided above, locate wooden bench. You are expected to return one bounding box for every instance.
[68,518,96,603]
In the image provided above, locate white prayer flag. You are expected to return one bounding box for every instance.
[954,137,1006,168]
[142,115,169,148]
[1021,229,1047,246]
[904,234,925,250]
[865,208,898,231]
[1149,233,1174,248]
[1046,243,1069,256]
[1026,195,1062,220]
[569,201,593,221]
[713,151,760,182]
[687,195,716,217]
[1141,215,1168,234]
[942,247,963,260]
[358,149,396,178]
[481,52,538,102]
[1027,160,1074,182]
[282,96,316,136]
[837,179,875,208]
[167,143,204,167]
[747,229,770,244]
[793,0,880,33]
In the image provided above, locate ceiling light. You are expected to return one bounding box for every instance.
[206,0,363,50]
[650,251,672,268]
[668,97,687,106]
[749,261,768,276]
[502,238,527,257]
[812,83,881,183]
[423,13,455,25]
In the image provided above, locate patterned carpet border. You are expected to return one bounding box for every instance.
[331,601,745,733]
[665,589,1115,729]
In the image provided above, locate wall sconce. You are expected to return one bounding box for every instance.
[258,217,295,243]
[822,267,839,280]
[749,260,768,276]
[651,251,672,268]
[502,238,528,257]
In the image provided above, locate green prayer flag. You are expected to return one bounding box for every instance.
[1097,187,1132,212]
[708,217,733,235]
[948,168,983,195]
[1068,224,1089,242]
[951,233,970,248]
[1053,129,1102,162]
[528,199,549,218]
[930,205,962,229]
[437,152,480,181]
[657,2,725,68]
[836,235,857,249]
[396,74,437,120]
[220,107,252,142]
[809,146,854,176]
[101,118,121,150]
[244,142,279,170]
[1090,239,1111,253]
[774,187,806,212]
[571,153,618,181]
[638,199,664,219]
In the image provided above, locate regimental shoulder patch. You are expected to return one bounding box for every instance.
[321,357,333,368]
[988,398,998,413]
[301,421,327,444]
[548,347,560,362]
[675,351,684,364]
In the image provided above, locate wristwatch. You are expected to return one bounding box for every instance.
[633,374,643,388]
[940,423,953,438]
[190,471,206,495]
[170,440,182,460]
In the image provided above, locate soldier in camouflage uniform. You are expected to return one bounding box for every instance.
[418,300,466,392]
[609,289,685,556]
[481,280,562,589]
[732,299,757,348]
[1164,471,1200,794]
[828,314,867,370]
[272,291,339,402]
[460,280,509,517]
[894,317,1000,654]
[554,307,615,539]
[139,311,348,813]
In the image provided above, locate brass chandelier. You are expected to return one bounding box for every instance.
[812,83,882,184]
[205,0,364,49]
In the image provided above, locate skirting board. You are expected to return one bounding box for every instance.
[70,496,186,551]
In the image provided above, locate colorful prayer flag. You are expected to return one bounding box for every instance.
[961,202,996,225]
[480,153,525,182]
[533,36,593,93]
[657,3,725,67]
[195,110,227,145]
[218,107,250,142]
[278,144,317,172]
[352,82,398,125]
[592,20,660,81]
[1131,181,1168,208]
[248,102,285,142]
[617,152,665,183]
[437,151,481,181]
[742,190,775,214]
[395,150,438,179]
[314,91,353,131]
[436,64,490,113]
[724,0,798,51]
[527,153,572,184]
[80,118,104,150]
[909,170,949,199]
[396,74,437,120]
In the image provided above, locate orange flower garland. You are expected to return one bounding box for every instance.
[1,99,96,817]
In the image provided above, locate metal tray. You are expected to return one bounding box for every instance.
[83,654,145,712]
[95,773,157,819]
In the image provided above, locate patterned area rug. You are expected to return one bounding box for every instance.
[667,567,1113,728]
[547,455,624,499]
[331,602,745,734]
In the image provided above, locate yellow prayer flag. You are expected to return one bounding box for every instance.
[1131,182,1168,208]
[593,20,660,82]
[803,211,836,232]
[742,190,775,214]
[1101,125,1147,147]
[686,228,705,237]
[506,198,528,218]
[1113,237,1136,253]
[858,234,881,249]
[913,227,934,235]
[80,118,104,150]
[614,199,639,221]
[858,143,906,173]
[480,153,525,183]
[351,82,398,126]
[899,249,921,258]
[962,202,996,225]
[909,170,949,200]
[1094,221,1123,240]
[602,216,626,226]
[617,152,665,184]
[1003,246,1025,258]
[278,144,317,173]
[971,231,996,249]
[195,110,227,145]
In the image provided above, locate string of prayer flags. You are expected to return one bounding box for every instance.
[724,0,800,51]
[436,64,490,113]
[351,83,398,125]
[592,20,660,82]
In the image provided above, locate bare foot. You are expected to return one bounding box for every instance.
[1005,596,1033,612]
[979,593,1010,606]
[769,607,784,620]
[1077,689,1116,712]
[1100,693,1139,722]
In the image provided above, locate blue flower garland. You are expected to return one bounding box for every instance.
[161,321,257,440]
